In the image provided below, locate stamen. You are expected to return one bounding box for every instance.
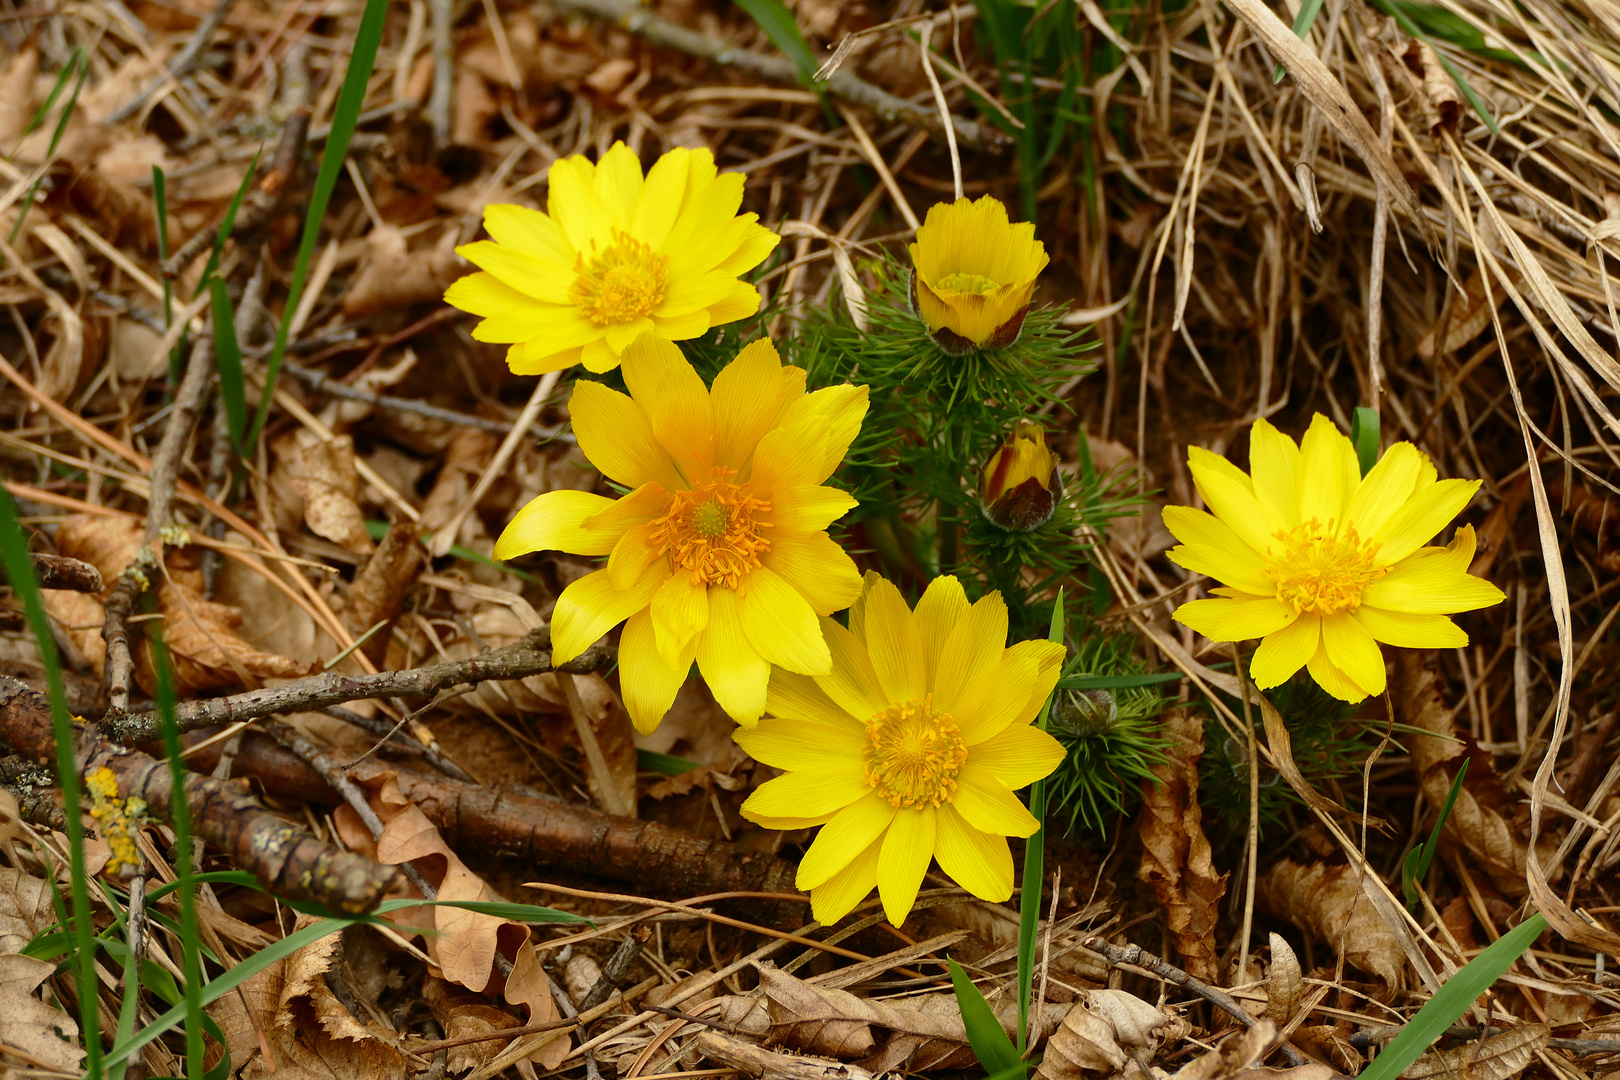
[569,230,670,326]
[648,468,772,588]
[935,271,1001,295]
[1266,519,1386,615]
[863,696,969,809]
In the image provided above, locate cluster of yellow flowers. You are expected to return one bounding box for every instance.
[447,144,1504,926]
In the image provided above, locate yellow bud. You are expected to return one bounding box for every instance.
[980,421,1061,531]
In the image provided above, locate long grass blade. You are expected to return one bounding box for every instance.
[1016,588,1064,1053]
[1273,0,1326,83]
[210,278,247,454]
[949,957,1024,1076]
[734,0,820,87]
[0,491,103,1079]
[193,146,263,301]
[246,0,390,453]
[8,49,88,244]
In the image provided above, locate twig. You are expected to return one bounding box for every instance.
[0,754,66,832]
[1084,937,1307,1066]
[578,928,650,1012]
[543,0,1001,150]
[430,0,454,145]
[1350,1024,1620,1057]
[0,676,400,912]
[106,630,615,743]
[1,554,102,592]
[106,0,239,123]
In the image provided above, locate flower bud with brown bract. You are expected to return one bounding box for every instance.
[980,420,1062,531]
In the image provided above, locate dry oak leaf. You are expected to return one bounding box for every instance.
[1037,988,1185,1080]
[422,975,523,1075]
[272,429,375,555]
[1393,652,1556,898]
[342,225,464,318]
[0,953,84,1073]
[1401,1024,1547,1080]
[1169,1018,1276,1080]
[0,866,56,955]
[1137,708,1228,983]
[1256,860,1404,986]
[144,578,309,696]
[1263,933,1304,1027]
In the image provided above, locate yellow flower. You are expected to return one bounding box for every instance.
[445,143,780,376]
[909,195,1048,354]
[1164,415,1506,703]
[494,334,869,732]
[980,420,1062,531]
[736,574,1066,926]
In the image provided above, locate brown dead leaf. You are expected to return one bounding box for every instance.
[0,866,56,955]
[1372,16,1465,137]
[347,522,424,662]
[1137,709,1228,982]
[1256,860,1404,986]
[1402,1024,1547,1080]
[1263,933,1303,1027]
[342,225,464,318]
[1417,266,1516,359]
[144,578,309,696]
[1169,1019,1275,1080]
[273,430,376,555]
[423,976,521,1074]
[1037,989,1185,1080]
[0,953,84,1073]
[1393,653,1556,898]
[0,45,38,147]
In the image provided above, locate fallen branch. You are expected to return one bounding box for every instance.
[0,554,102,593]
[105,629,614,743]
[0,676,399,912]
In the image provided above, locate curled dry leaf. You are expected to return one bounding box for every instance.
[423,976,522,1075]
[1371,16,1464,137]
[1136,709,1228,982]
[1256,860,1404,987]
[272,430,376,555]
[1,865,61,954]
[1417,266,1516,359]
[342,225,465,318]
[1401,1024,1548,1080]
[1263,933,1304,1027]
[1037,989,1186,1080]
[1393,652,1556,898]
[0,953,84,1073]
[1169,1018,1275,1080]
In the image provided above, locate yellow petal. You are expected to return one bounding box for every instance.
[1345,442,1428,538]
[1355,606,1468,649]
[1249,612,1320,690]
[847,569,876,644]
[650,308,711,341]
[1006,639,1065,727]
[704,280,763,328]
[607,522,659,590]
[953,649,1040,745]
[968,724,1065,790]
[815,616,889,720]
[1160,506,1276,595]
[934,805,1013,902]
[861,576,925,703]
[712,338,786,469]
[1298,414,1359,529]
[765,485,858,535]
[762,532,863,617]
[508,341,584,376]
[580,336,620,373]
[1173,597,1297,642]
[1306,640,1368,703]
[482,203,575,266]
[650,572,709,666]
[913,576,970,693]
[657,268,742,318]
[493,489,623,560]
[1372,479,1482,566]
[714,220,781,276]
[739,768,871,826]
[550,564,665,664]
[546,153,612,252]
[569,381,685,491]
[445,273,595,347]
[775,384,871,483]
[455,240,572,305]
[931,591,1008,713]
[765,669,862,728]
[618,609,695,734]
[809,835,882,925]
[1321,611,1386,697]
[796,792,897,890]
[748,419,828,495]
[740,566,830,674]
[620,334,715,480]
[583,480,671,531]
[593,142,645,231]
[696,587,771,724]
[950,766,1038,837]
[877,807,935,925]
[1362,526,1505,614]
[1187,447,1274,557]
[629,148,690,250]
[733,716,867,773]
[605,317,657,353]
[1247,418,1301,531]
[662,166,744,257]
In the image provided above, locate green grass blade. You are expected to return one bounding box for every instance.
[1358,912,1546,1080]
[373,898,592,924]
[11,46,83,151]
[0,491,103,1078]
[151,630,207,1080]
[8,50,88,245]
[192,147,262,301]
[1273,0,1327,82]
[209,277,247,455]
[734,0,820,87]
[1016,588,1064,1053]
[636,749,702,776]
[1350,406,1380,477]
[151,166,179,383]
[246,0,390,453]
[1406,757,1469,908]
[949,957,1024,1076]
[1369,0,1499,133]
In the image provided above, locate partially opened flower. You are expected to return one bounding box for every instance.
[980,420,1062,531]
[909,195,1048,354]
[1165,415,1505,703]
[493,334,868,732]
[445,143,779,376]
[736,574,1066,926]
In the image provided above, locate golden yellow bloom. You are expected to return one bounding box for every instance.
[909,195,1048,354]
[980,420,1062,531]
[494,334,868,732]
[737,574,1066,926]
[445,143,780,376]
[1165,415,1506,703]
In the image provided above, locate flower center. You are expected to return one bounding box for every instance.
[647,469,772,588]
[1266,519,1386,616]
[935,271,1001,295]
[569,230,670,326]
[863,697,969,809]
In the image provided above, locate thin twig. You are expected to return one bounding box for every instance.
[107,0,239,123]
[1,554,102,593]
